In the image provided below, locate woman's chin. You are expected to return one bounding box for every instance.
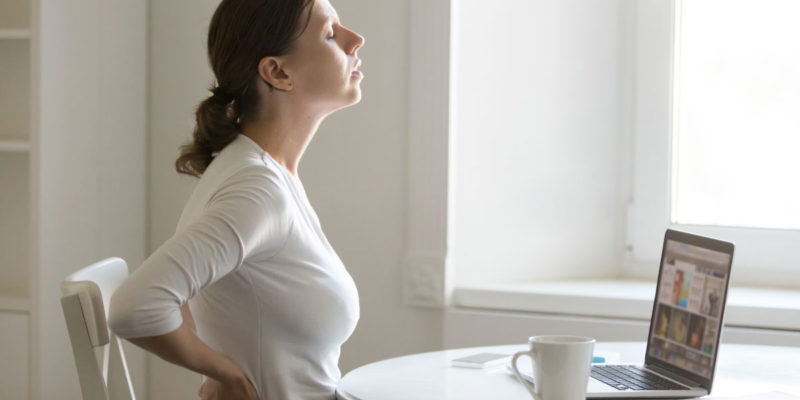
[340,89,363,108]
[350,91,362,105]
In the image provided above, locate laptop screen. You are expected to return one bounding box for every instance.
[645,230,733,387]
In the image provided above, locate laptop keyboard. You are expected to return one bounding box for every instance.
[591,365,688,391]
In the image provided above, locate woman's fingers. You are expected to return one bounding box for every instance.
[198,379,215,400]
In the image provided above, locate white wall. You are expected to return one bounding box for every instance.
[147,0,443,398]
[453,0,633,285]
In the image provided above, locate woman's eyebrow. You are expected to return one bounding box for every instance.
[319,16,333,31]
[321,14,340,28]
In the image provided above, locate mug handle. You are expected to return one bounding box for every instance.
[511,350,538,399]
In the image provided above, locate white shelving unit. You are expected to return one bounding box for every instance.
[2,1,149,399]
[2,1,148,398]
[0,1,32,399]
[0,2,31,293]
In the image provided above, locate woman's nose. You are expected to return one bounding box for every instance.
[349,30,365,54]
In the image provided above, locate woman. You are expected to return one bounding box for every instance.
[108,0,365,398]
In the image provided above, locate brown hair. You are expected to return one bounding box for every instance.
[175,0,315,177]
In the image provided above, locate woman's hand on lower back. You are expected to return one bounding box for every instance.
[198,374,258,400]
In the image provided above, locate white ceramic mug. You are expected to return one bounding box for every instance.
[511,335,596,400]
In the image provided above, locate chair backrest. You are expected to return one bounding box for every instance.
[61,257,136,400]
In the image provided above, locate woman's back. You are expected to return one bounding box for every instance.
[113,134,359,399]
[183,134,360,399]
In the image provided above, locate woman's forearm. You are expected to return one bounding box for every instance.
[124,314,241,385]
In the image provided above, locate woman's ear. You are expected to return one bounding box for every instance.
[257,56,293,91]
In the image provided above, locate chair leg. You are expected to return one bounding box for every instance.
[107,336,137,400]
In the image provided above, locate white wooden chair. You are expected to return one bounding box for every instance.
[61,257,137,400]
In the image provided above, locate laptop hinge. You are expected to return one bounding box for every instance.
[647,365,702,388]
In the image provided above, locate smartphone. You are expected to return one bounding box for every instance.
[450,353,510,369]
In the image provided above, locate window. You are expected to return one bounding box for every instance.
[629,0,800,286]
[403,0,800,312]
[671,0,800,230]
[450,0,800,288]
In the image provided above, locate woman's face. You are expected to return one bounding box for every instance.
[284,0,365,113]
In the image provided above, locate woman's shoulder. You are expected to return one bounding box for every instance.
[203,135,286,187]
[184,135,292,216]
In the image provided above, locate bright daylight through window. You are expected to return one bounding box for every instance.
[671,0,800,230]
[449,0,800,321]
[451,0,800,289]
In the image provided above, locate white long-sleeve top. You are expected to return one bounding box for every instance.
[108,134,360,400]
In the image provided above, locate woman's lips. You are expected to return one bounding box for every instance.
[352,59,362,78]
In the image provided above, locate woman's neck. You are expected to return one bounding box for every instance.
[241,106,325,177]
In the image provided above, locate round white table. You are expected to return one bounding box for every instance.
[337,342,800,400]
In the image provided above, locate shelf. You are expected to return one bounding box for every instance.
[0,29,29,39]
[0,290,29,313]
[0,139,30,152]
[0,39,30,139]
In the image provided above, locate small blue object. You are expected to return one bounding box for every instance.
[592,356,605,363]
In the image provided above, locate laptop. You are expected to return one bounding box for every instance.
[516,229,735,398]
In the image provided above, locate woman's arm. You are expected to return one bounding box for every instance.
[125,314,239,385]
[107,167,290,399]
[124,314,258,399]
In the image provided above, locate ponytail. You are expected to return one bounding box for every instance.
[175,86,242,177]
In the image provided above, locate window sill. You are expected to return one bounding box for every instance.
[452,279,800,331]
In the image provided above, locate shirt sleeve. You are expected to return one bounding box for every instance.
[108,165,292,339]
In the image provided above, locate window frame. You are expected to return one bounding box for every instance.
[625,0,800,287]
[403,0,455,308]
